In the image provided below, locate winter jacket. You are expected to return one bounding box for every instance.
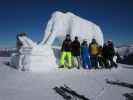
[98,46,103,57]
[89,42,99,56]
[103,43,115,59]
[81,43,89,57]
[107,43,115,57]
[102,44,108,58]
[61,39,72,52]
[71,40,80,56]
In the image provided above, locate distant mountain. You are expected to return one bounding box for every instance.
[0,48,16,57]
[116,44,133,65]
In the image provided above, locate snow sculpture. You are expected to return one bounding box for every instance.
[10,11,104,72]
[40,11,104,46]
[10,35,57,72]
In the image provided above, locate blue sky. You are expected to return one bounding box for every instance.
[0,0,133,47]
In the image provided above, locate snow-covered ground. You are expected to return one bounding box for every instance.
[0,57,133,100]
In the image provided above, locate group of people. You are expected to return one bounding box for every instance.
[59,34,118,69]
[16,32,118,70]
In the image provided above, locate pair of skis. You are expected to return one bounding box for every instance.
[53,84,90,100]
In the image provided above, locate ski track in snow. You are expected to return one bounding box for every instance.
[0,57,133,100]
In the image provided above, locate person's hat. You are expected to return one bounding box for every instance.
[75,36,78,40]
[92,38,96,42]
[66,34,70,37]
[107,40,113,44]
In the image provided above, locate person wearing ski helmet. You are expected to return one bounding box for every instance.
[59,34,72,68]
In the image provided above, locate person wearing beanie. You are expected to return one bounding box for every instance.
[59,34,72,68]
[71,36,81,69]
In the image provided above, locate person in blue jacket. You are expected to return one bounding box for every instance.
[81,40,91,69]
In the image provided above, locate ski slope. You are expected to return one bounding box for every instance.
[0,57,133,100]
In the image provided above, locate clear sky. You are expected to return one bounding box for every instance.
[0,0,133,47]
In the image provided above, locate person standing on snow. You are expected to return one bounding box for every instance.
[89,38,99,69]
[81,40,91,69]
[102,43,110,68]
[71,36,81,69]
[106,40,118,68]
[97,46,104,68]
[59,34,72,68]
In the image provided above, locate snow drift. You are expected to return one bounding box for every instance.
[10,11,104,72]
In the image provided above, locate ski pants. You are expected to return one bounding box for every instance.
[103,57,117,68]
[60,51,72,67]
[72,56,81,68]
[81,55,91,69]
[90,55,98,69]
[108,56,118,68]
[98,56,104,68]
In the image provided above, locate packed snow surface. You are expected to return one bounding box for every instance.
[1,57,133,100]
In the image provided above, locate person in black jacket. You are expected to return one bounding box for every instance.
[71,36,81,69]
[107,40,118,68]
[97,46,104,68]
[103,41,117,68]
[59,34,72,68]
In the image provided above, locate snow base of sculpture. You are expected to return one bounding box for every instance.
[10,45,58,72]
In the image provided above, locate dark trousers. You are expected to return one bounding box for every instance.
[108,57,118,68]
[103,57,110,68]
[98,56,104,68]
[103,56,117,68]
[81,55,91,69]
[90,55,98,69]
